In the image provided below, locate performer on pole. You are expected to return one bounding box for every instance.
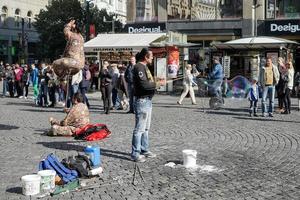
[52,19,85,78]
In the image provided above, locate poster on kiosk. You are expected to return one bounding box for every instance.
[167,46,179,78]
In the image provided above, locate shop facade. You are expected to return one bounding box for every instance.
[258,19,300,72]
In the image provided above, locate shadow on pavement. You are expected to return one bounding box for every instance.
[5,101,33,107]
[202,110,248,117]
[233,116,300,123]
[37,141,131,161]
[222,107,249,113]
[0,124,19,130]
[6,187,22,195]
[153,103,199,109]
[20,108,63,113]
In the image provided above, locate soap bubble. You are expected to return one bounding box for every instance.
[226,75,251,98]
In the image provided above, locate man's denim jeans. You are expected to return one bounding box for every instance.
[131,97,152,159]
[262,85,275,114]
[2,79,7,96]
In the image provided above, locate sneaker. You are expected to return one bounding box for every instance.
[24,96,27,99]
[253,113,258,117]
[18,96,23,99]
[269,113,274,117]
[177,101,182,105]
[142,151,157,158]
[132,155,146,163]
[262,113,268,117]
[249,112,253,117]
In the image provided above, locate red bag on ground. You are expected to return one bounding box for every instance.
[74,123,111,141]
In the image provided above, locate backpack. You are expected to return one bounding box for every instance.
[39,154,78,184]
[84,69,91,81]
[61,154,92,177]
[74,123,111,141]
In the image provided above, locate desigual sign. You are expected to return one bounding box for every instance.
[124,23,166,34]
[271,23,300,33]
[265,20,300,35]
[128,26,162,34]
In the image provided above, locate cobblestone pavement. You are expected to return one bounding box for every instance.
[0,91,300,200]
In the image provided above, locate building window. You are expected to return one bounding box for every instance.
[15,9,21,27]
[266,0,275,18]
[27,11,32,29]
[266,0,300,19]
[277,0,300,19]
[1,6,8,26]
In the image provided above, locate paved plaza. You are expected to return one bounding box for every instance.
[0,92,300,200]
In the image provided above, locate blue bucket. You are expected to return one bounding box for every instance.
[84,145,101,167]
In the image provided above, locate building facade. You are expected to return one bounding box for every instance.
[0,0,48,64]
[95,0,127,24]
[126,0,300,75]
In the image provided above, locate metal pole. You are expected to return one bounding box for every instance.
[112,19,115,33]
[86,1,90,41]
[252,5,255,37]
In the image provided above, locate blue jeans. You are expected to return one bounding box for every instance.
[67,84,79,108]
[2,79,7,96]
[262,85,275,114]
[131,97,152,159]
[112,88,120,109]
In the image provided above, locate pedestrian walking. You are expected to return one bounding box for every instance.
[131,48,165,162]
[177,64,198,105]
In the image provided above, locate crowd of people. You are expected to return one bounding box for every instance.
[0,58,136,113]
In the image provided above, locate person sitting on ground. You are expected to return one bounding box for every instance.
[48,92,90,136]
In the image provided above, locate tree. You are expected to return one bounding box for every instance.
[34,0,123,61]
[34,0,84,61]
[88,8,123,34]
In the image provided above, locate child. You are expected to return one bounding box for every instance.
[248,78,259,117]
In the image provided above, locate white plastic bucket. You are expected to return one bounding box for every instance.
[21,174,41,196]
[38,170,56,193]
[182,149,197,168]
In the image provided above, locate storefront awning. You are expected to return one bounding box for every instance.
[213,36,299,50]
[84,33,167,52]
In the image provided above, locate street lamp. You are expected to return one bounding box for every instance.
[252,0,261,37]
[85,0,96,41]
[103,16,115,33]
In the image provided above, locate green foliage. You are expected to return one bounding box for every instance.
[87,8,123,34]
[34,0,123,61]
[34,0,83,61]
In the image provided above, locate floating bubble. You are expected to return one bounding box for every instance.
[226,75,251,98]
[196,75,251,98]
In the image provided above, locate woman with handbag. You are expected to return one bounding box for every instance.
[99,61,113,114]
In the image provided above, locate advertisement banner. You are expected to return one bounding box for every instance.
[167,46,179,78]
[156,58,167,91]
[90,24,95,39]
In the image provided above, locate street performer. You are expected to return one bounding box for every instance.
[52,19,85,78]
[48,92,90,136]
[131,48,165,162]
